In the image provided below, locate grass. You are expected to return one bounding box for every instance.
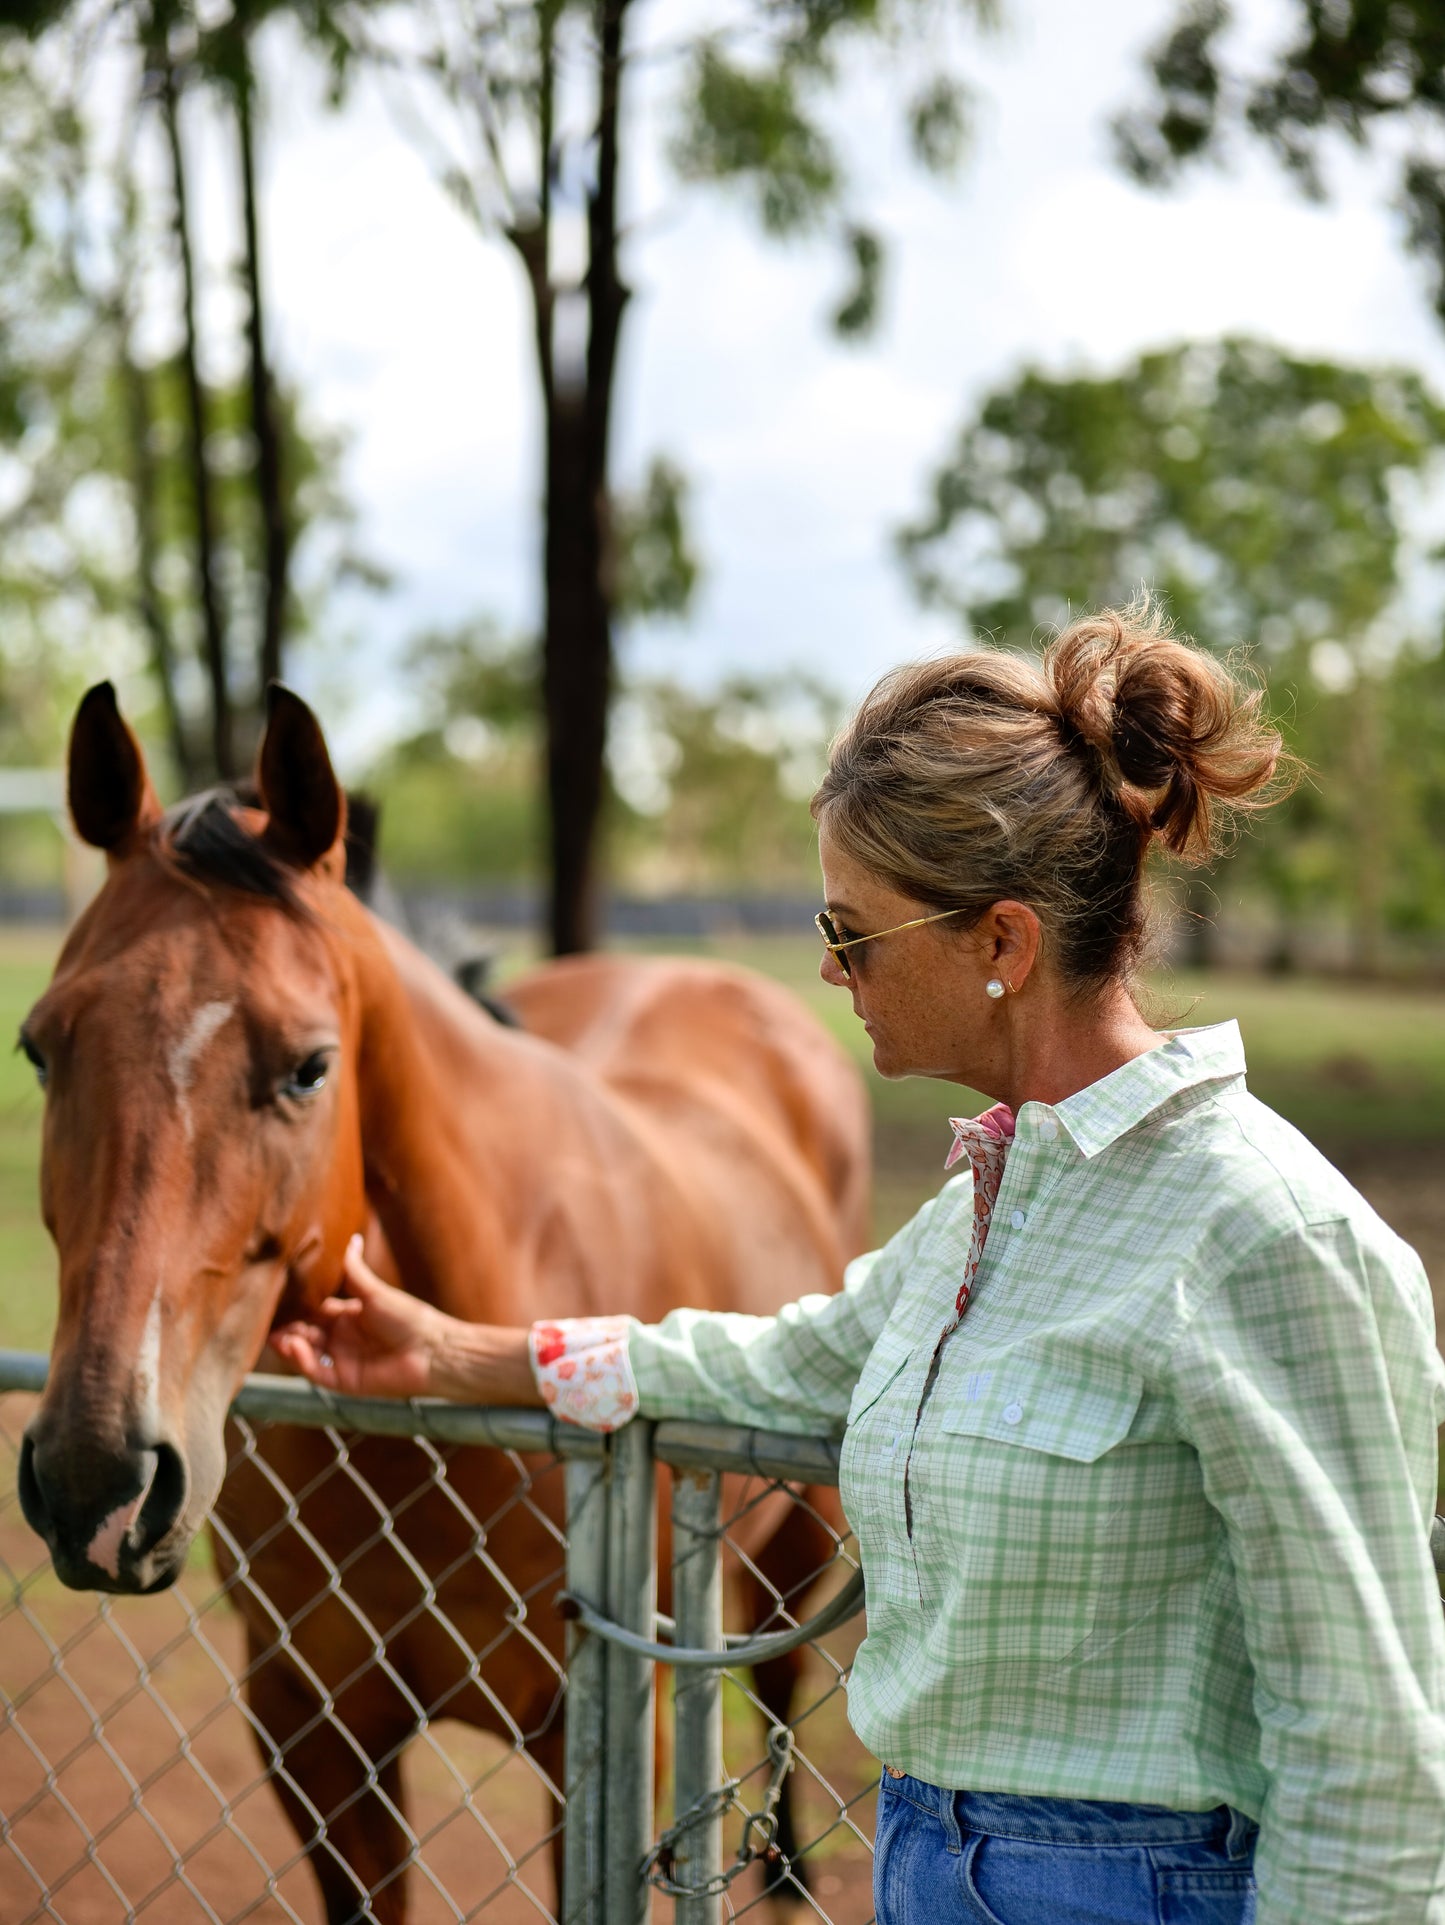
[0,929,66,1355]
[0,924,1441,1353]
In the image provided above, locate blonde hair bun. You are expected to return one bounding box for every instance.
[813,597,1293,988]
[1047,600,1286,861]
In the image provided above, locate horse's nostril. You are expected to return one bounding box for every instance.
[17,1432,49,1538]
[135,1440,188,1555]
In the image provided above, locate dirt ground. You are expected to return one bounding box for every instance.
[2,1152,1439,1925]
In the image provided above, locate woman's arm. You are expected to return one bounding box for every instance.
[273,1189,946,1433]
[1169,1217,1445,1925]
[271,1238,537,1404]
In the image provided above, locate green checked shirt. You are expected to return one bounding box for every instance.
[623,1023,1445,1924]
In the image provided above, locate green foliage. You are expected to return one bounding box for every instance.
[365,620,839,891]
[405,618,538,736]
[362,621,540,882]
[610,673,842,889]
[0,44,145,759]
[898,337,1445,954]
[1116,2,1445,324]
[832,224,883,337]
[1382,640,1445,932]
[612,459,701,622]
[908,75,974,176]
[900,337,1445,644]
[671,48,839,235]
[0,3,374,780]
[666,0,993,336]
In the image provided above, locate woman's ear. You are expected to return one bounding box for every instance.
[977,900,1042,992]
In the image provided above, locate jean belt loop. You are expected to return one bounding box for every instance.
[942,1785,965,1855]
[1224,1806,1254,1861]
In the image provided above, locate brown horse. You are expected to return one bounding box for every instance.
[17,682,871,1921]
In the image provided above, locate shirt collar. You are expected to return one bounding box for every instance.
[1031,1020,1246,1160]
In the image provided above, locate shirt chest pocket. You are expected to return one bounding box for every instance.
[919,1353,1146,1660]
[935,1351,1144,1462]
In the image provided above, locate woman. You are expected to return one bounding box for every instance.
[273,605,1445,1925]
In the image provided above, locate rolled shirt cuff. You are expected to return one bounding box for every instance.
[529,1315,640,1431]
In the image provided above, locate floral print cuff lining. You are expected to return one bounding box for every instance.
[529,1316,640,1432]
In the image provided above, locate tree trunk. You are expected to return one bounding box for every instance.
[542,391,613,954]
[116,148,194,791]
[159,46,235,782]
[121,329,195,791]
[235,42,289,716]
[538,0,631,956]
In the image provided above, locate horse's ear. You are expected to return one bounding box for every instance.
[67,682,163,857]
[256,684,347,876]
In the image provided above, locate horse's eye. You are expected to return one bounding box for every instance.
[283,1051,330,1100]
[17,1032,47,1088]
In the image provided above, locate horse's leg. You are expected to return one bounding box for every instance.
[740,1498,847,1914]
[244,1630,416,1925]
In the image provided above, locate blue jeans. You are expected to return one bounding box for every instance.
[874,1774,1258,1924]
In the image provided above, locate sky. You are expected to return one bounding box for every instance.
[223,0,1445,771]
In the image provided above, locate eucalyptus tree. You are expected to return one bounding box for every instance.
[355,0,990,951]
[0,19,365,785]
[898,337,1445,971]
[1115,2,1445,324]
[0,0,360,781]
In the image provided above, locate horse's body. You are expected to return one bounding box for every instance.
[18,686,871,1921]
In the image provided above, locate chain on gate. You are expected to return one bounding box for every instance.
[642,1723,795,1901]
[560,1562,866,1902]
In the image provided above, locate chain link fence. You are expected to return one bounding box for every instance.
[644,1426,876,1924]
[0,1356,878,1925]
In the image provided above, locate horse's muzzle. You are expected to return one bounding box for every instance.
[18,1427,191,1593]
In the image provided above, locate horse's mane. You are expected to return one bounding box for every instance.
[158,790,305,908]
[154,788,524,1028]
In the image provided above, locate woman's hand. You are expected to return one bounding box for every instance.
[270,1237,450,1399]
[270,1236,540,1406]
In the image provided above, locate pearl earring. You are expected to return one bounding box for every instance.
[985,978,1007,1000]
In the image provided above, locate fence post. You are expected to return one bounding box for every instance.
[670,1467,724,1925]
[563,1453,610,1925]
[603,1418,656,1925]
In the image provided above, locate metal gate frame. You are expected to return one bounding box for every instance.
[0,1355,858,1925]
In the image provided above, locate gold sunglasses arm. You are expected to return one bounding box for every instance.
[818,907,962,953]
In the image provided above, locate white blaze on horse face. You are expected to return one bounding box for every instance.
[135,1277,163,1437]
[166,999,234,1140]
[86,1282,163,1578]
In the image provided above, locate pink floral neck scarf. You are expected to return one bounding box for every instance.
[941,1102,1015,1326]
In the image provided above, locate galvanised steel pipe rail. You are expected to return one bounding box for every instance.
[0,1350,607,1458]
[670,1466,724,1925]
[654,1419,841,1484]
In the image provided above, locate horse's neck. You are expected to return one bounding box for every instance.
[347,911,533,1324]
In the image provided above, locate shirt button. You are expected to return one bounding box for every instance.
[1038,1115,1058,1141]
[1010,1209,1026,1230]
[1003,1401,1023,1425]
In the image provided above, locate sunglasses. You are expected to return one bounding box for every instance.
[814,907,965,980]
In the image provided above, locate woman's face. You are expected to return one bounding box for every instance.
[816,822,996,1086]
